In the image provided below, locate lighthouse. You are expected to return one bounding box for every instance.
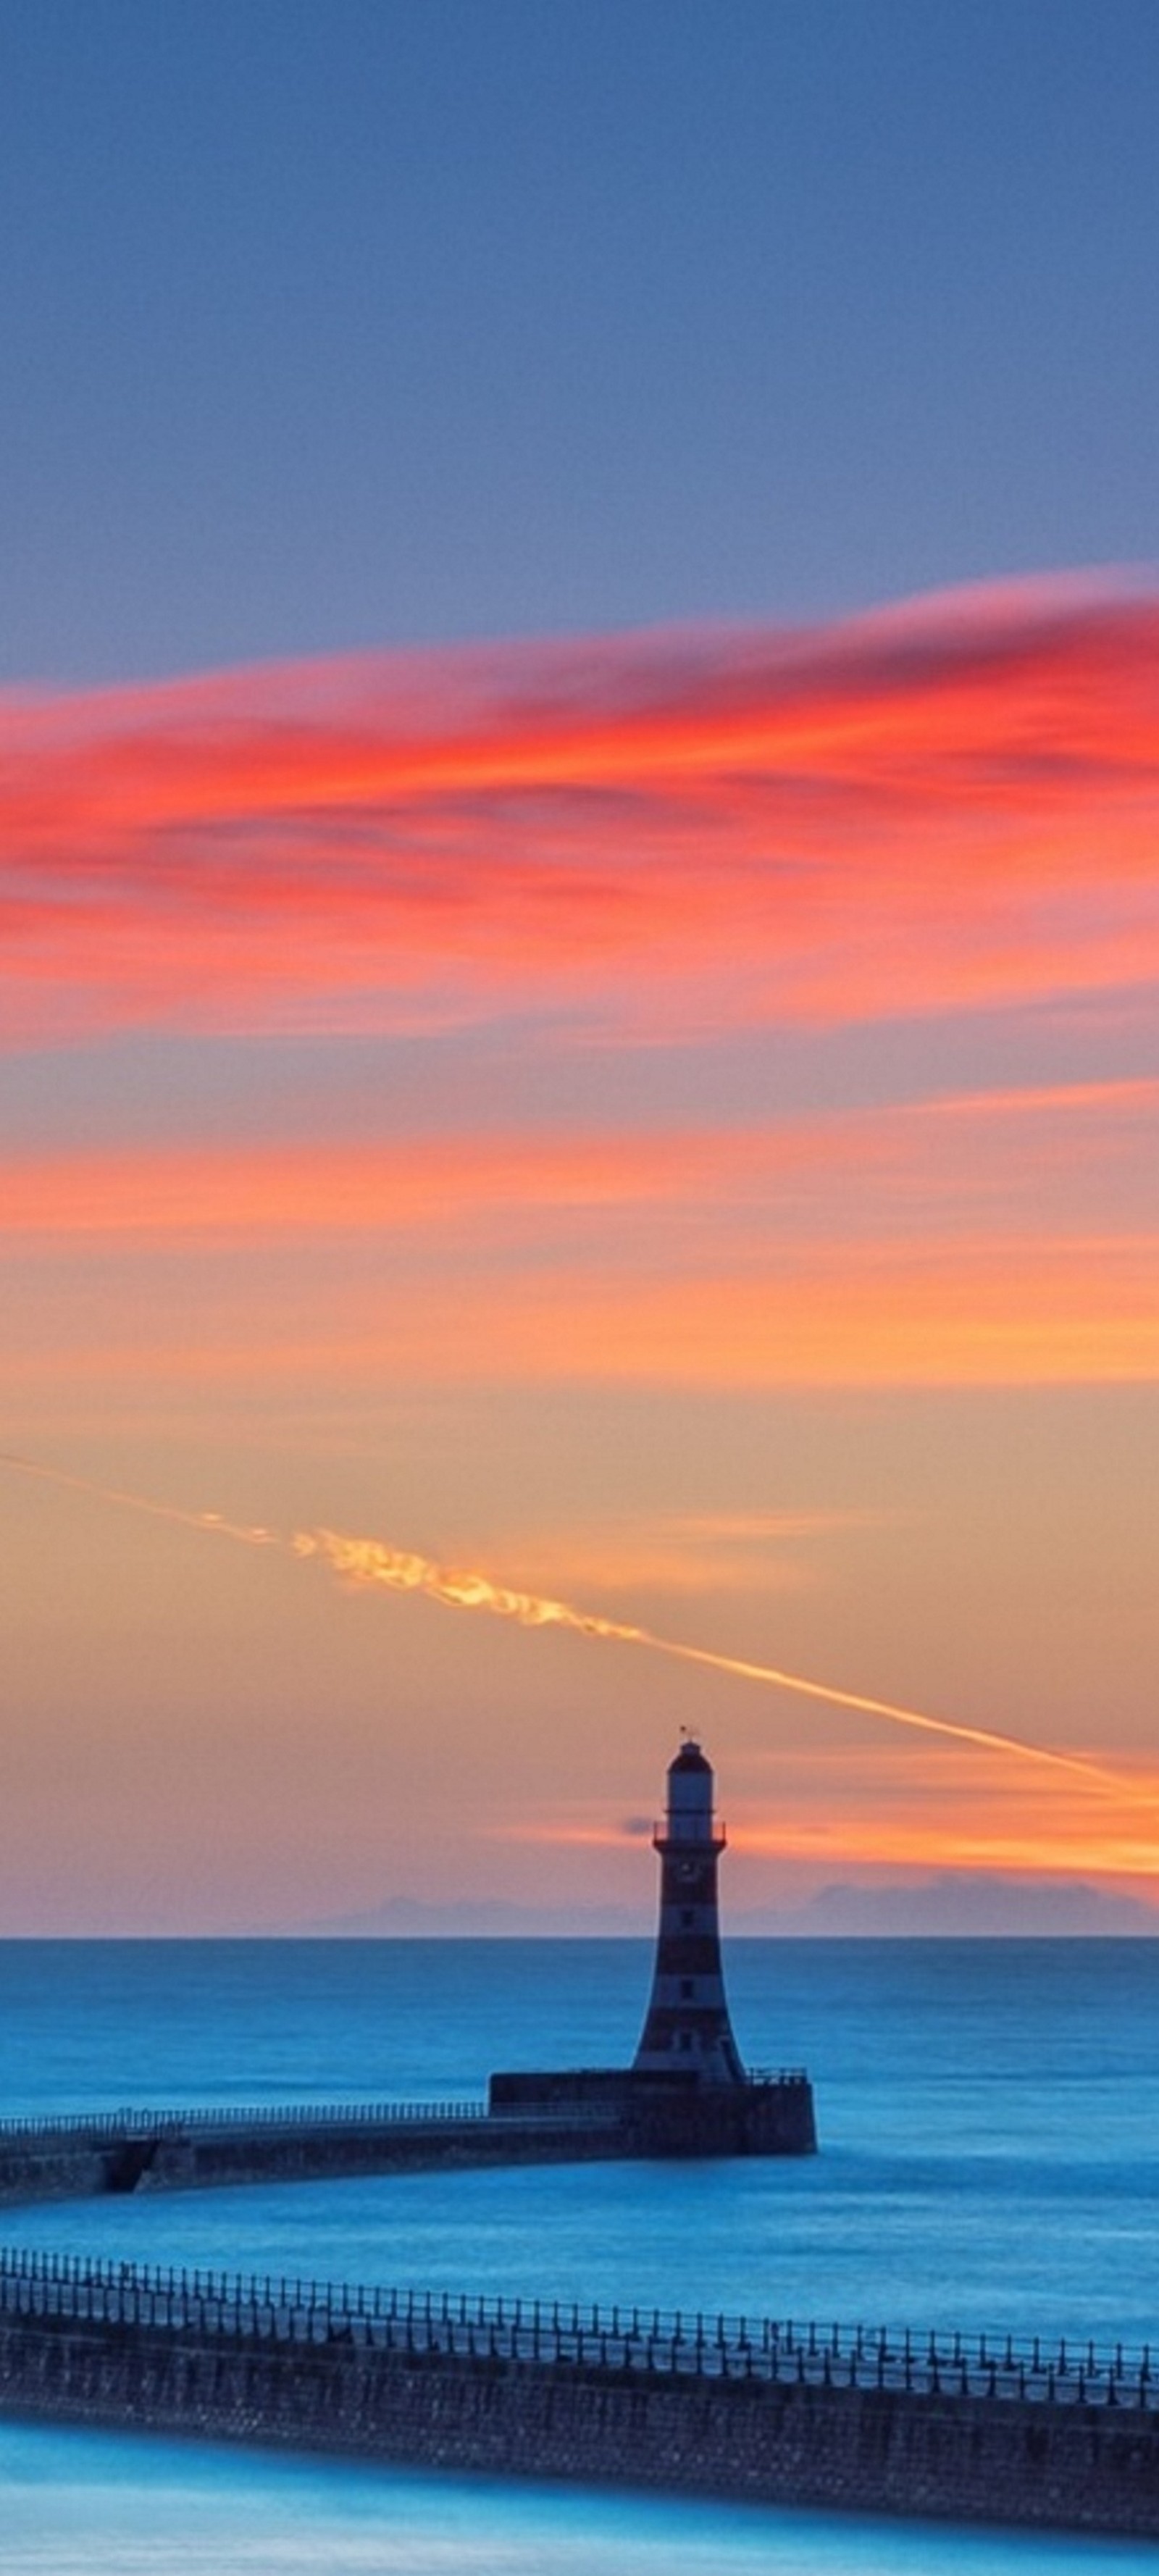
[488,1734,815,2151]
[632,1737,745,2084]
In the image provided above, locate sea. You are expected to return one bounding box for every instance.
[1,1936,1157,2574]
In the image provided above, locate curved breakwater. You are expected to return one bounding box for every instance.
[1,2111,1158,2537]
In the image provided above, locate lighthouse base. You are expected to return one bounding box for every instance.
[487,2067,816,2157]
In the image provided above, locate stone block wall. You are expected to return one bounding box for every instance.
[2,2308,1158,2538]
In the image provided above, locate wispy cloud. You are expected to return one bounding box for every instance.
[4,572,1157,1045]
[4,1076,1155,1245]
[7,1227,1157,1396]
[475,1507,880,1601]
[5,1075,1155,1389]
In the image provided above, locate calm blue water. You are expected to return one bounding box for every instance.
[1,1939,1156,2572]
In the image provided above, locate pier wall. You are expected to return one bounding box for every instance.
[488,2068,816,2155]
[2,2307,1158,2535]
[0,2081,814,2209]
[2,2259,1158,2538]
[142,2112,624,2192]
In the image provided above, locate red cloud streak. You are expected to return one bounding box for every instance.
[3,573,1158,1043]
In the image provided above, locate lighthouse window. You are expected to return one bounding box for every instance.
[680,1908,695,1927]
[680,1979,694,1999]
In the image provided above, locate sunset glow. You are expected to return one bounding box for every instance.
[4,573,1158,1932]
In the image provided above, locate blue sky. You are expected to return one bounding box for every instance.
[2,0,1155,682]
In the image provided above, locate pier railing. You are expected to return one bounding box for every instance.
[0,2246,1152,2412]
[0,2099,612,2141]
[0,2102,481,2138]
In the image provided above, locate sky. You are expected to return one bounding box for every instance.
[1,1,1157,1935]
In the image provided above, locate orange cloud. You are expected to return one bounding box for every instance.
[3,573,1157,1045]
[501,1808,1159,1885]
[498,1740,1159,1887]
[0,1132,691,1244]
[737,1812,1159,1883]
[723,1737,1159,1883]
[7,1224,1158,1396]
[3,1075,1155,1247]
[4,1074,1157,1393]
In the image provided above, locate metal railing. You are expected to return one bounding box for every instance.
[0,2246,1152,2413]
[0,2100,487,2141]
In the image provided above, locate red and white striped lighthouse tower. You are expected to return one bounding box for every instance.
[632,1737,745,2084]
[490,1731,814,2149]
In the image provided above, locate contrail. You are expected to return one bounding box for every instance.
[290,1526,1113,1787]
[0,1452,280,1551]
[0,1450,1123,1791]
